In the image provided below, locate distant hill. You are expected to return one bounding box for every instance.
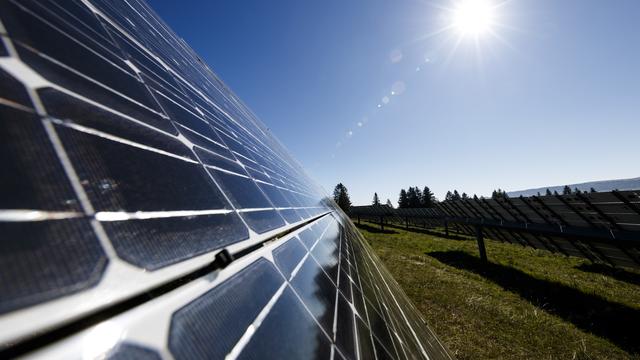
[507,177,640,197]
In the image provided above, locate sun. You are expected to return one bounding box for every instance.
[451,0,496,37]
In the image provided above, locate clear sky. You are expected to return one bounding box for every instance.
[148,0,640,205]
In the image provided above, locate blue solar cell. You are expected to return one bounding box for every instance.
[273,236,307,279]
[237,287,333,360]
[169,258,284,360]
[0,219,107,314]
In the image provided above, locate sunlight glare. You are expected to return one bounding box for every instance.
[452,0,495,37]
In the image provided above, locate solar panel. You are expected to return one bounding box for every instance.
[0,0,451,358]
[352,191,640,269]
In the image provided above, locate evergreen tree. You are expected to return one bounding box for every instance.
[563,185,572,195]
[461,192,470,200]
[445,191,453,201]
[453,190,461,201]
[590,187,597,193]
[407,187,421,208]
[372,192,380,206]
[398,189,408,208]
[332,183,352,213]
[545,188,552,196]
[537,192,541,196]
[421,186,435,207]
[386,199,393,208]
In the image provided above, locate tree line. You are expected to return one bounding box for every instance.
[397,186,436,208]
[332,183,602,214]
[332,183,438,213]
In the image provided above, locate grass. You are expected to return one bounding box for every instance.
[355,221,640,360]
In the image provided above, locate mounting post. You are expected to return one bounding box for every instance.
[444,220,449,238]
[475,225,488,262]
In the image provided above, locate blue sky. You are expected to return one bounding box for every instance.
[149,0,640,205]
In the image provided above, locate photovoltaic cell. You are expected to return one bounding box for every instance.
[169,258,283,360]
[273,236,307,279]
[0,219,107,315]
[0,106,80,211]
[236,287,333,360]
[103,212,247,270]
[0,68,31,108]
[290,256,337,335]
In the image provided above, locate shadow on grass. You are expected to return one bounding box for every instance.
[354,223,398,234]
[575,263,640,287]
[426,250,640,355]
[381,222,471,241]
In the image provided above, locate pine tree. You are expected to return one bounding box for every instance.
[386,199,393,208]
[332,183,352,213]
[545,188,552,196]
[590,187,597,193]
[453,190,461,201]
[398,189,408,208]
[461,192,469,200]
[407,187,421,208]
[421,186,435,207]
[563,185,572,195]
[372,192,380,206]
[574,187,580,194]
[445,191,453,201]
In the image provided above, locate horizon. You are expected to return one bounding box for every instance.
[149,0,640,205]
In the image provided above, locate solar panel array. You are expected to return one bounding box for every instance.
[0,0,451,358]
[350,191,640,269]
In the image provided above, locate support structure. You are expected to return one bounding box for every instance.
[475,225,488,263]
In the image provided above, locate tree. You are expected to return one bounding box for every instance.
[386,199,393,208]
[421,186,435,208]
[545,188,552,196]
[492,188,507,199]
[461,192,470,200]
[407,187,422,207]
[574,187,580,195]
[452,190,461,201]
[445,191,453,201]
[398,189,408,208]
[332,183,352,213]
[562,185,572,195]
[372,192,380,206]
[590,187,597,193]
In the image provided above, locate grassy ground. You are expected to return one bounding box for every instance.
[356,221,640,360]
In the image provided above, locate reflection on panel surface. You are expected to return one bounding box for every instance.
[0,0,451,358]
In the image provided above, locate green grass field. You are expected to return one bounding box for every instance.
[356,221,640,359]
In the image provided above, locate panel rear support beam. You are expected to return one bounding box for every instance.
[475,225,488,263]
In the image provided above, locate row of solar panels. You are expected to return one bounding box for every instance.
[0,0,451,358]
[350,191,640,269]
